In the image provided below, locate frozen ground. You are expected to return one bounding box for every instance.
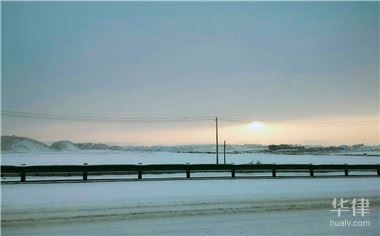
[2,177,379,235]
[2,151,379,166]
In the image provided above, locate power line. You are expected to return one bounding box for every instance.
[1,111,214,123]
[1,111,378,126]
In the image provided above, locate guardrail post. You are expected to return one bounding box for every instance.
[137,163,143,179]
[20,171,26,182]
[186,169,190,178]
[231,169,235,178]
[343,164,349,176]
[377,169,380,176]
[309,164,314,177]
[83,163,88,181]
[310,168,314,177]
[83,171,88,181]
[272,169,276,177]
[138,170,142,179]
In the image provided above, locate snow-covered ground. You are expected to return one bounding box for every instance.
[2,151,379,166]
[2,151,379,235]
[2,177,379,235]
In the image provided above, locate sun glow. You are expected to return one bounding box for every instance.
[249,121,263,131]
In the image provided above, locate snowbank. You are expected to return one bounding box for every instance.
[2,178,379,235]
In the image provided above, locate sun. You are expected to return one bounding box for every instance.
[249,121,263,131]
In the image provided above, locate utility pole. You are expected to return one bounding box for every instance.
[224,140,226,164]
[216,117,219,165]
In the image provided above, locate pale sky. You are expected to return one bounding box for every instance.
[2,2,379,145]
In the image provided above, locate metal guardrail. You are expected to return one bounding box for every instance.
[1,164,379,182]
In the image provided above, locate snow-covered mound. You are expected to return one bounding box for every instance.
[1,135,52,152]
[50,140,80,151]
[76,143,120,150]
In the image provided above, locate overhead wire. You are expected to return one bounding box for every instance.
[1,111,378,126]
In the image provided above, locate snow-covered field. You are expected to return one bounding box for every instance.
[2,177,379,235]
[2,151,379,166]
[2,152,379,235]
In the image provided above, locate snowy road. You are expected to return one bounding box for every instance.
[2,177,379,235]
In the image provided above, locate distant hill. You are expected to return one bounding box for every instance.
[1,135,52,152]
[51,140,80,151]
[0,135,265,153]
[76,142,117,150]
[1,135,379,155]
[1,135,123,153]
